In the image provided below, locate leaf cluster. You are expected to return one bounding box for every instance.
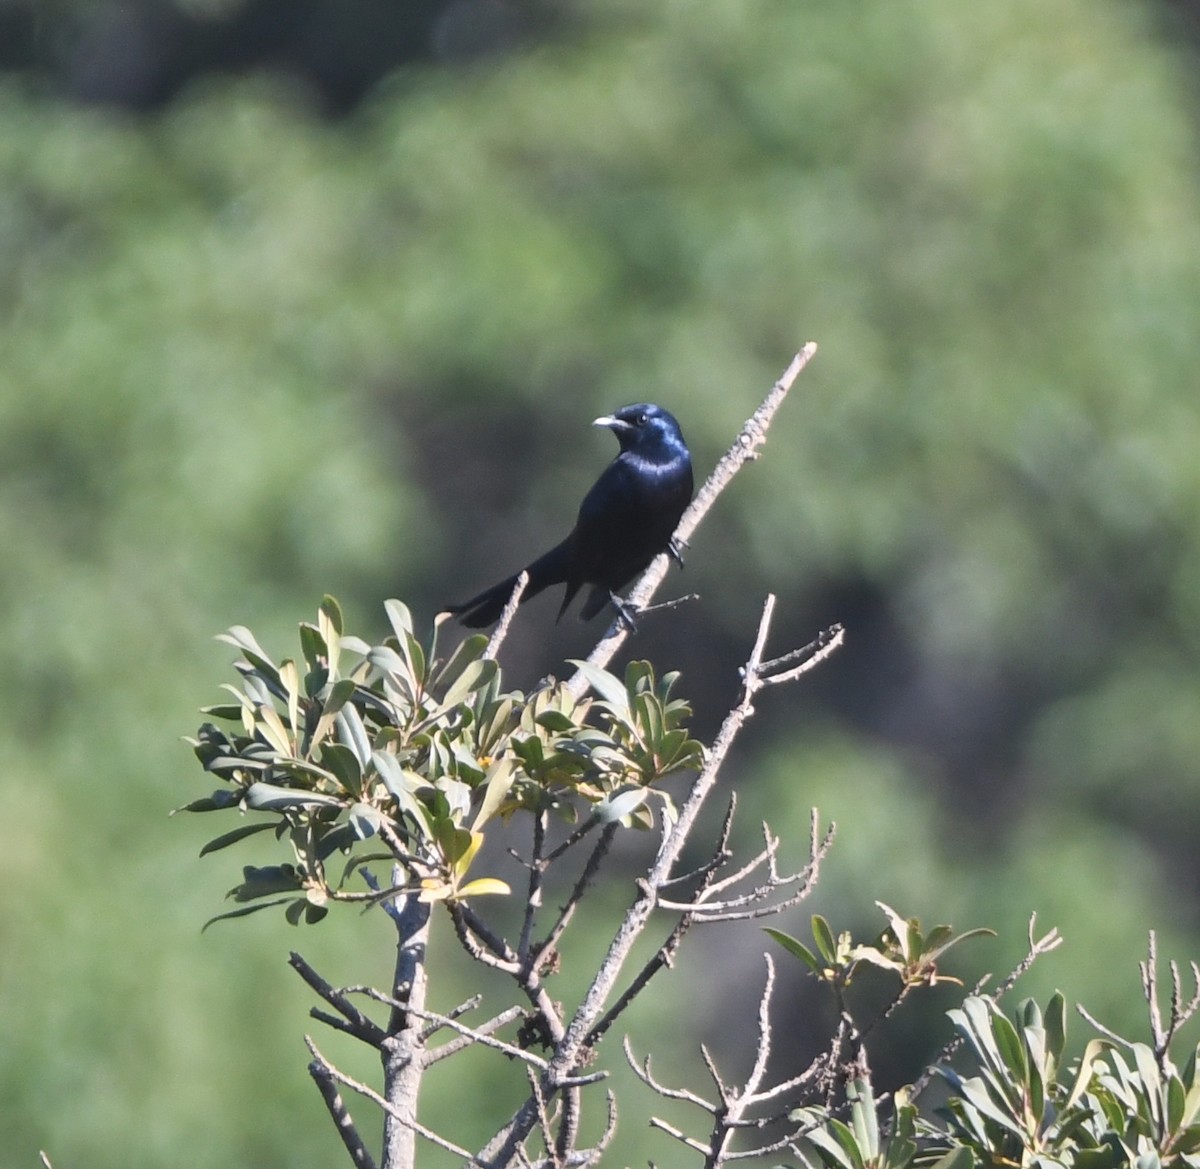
[796,985,1200,1169]
[181,597,704,926]
[938,995,1200,1169]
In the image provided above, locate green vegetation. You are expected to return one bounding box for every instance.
[5,0,1200,1164]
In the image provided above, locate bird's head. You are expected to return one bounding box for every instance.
[593,403,686,456]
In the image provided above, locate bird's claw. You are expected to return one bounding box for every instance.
[668,536,687,568]
[610,593,640,634]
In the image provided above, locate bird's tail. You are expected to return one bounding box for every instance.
[444,540,571,628]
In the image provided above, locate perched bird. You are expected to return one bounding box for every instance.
[446,403,693,629]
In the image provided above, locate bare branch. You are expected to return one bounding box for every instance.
[649,1115,713,1157]
[307,1051,379,1169]
[447,900,522,974]
[288,951,386,1048]
[486,571,530,661]
[406,1004,535,1067]
[624,1036,718,1110]
[758,623,846,686]
[743,954,779,1099]
[658,812,833,923]
[543,815,601,865]
[306,1036,473,1160]
[518,812,548,963]
[1077,1004,1129,1046]
[586,806,738,1045]
[535,823,619,971]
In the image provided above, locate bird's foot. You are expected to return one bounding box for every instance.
[668,536,687,568]
[609,593,640,634]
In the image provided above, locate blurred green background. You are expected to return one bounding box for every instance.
[5,0,1200,1163]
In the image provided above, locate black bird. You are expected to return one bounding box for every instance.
[446,403,693,628]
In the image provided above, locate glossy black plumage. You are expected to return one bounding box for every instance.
[446,403,693,628]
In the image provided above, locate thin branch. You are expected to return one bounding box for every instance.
[518,812,548,963]
[306,1036,474,1160]
[529,1066,561,1169]
[570,1090,619,1169]
[1077,1004,1128,1046]
[307,1052,379,1169]
[742,954,779,1099]
[757,623,846,686]
[543,814,601,865]
[535,823,619,972]
[648,1115,713,1157]
[404,1003,550,1071]
[288,952,387,1048]
[588,802,740,1046]
[624,1036,718,1111]
[699,821,781,897]
[447,900,522,974]
[486,571,530,660]
[411,1004,530,1066]
[657,813,833,923]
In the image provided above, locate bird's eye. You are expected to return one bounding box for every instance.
[635,411,648,426]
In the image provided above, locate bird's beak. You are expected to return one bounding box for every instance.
[593,414,629,432]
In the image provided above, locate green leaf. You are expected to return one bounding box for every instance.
[336,704,372,768]
[1046,993,1065,1065]
[319,595,344,636]
[280,658,301,742]
[320,742,363,796]
[535,709,577,733]
[432,632,490,693]
[439,657,498,711]
[202,898,295,931]
[283,897,330,926]
[1064,1039,1111,1111]
[803,1120,857,1169]
[385,599,413,640]
[298,621,326,669]
[927,1149,974,1169]
[199,703,245,722]
[764,928,823,974]
[253,701,293,756]
[952,1071,1025,1138]
[847,1077,879,1159]
[199,821,279,856]
[310,678,358,747]
[1132,1044,1164,1129]
[812,914,837,964]
[348,802,383,840]
[596,786,650,824]
[228,864,303,900]
[567,660,631,717]
[472,757,515,830]
[876,901,910,955]
[173,790,242,813]
[243,782,343,811]
[217,625,277,675]
[455,877,511,898]
[1074,1148,1120,1169]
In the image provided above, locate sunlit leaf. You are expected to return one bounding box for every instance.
[454,877,511,899]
